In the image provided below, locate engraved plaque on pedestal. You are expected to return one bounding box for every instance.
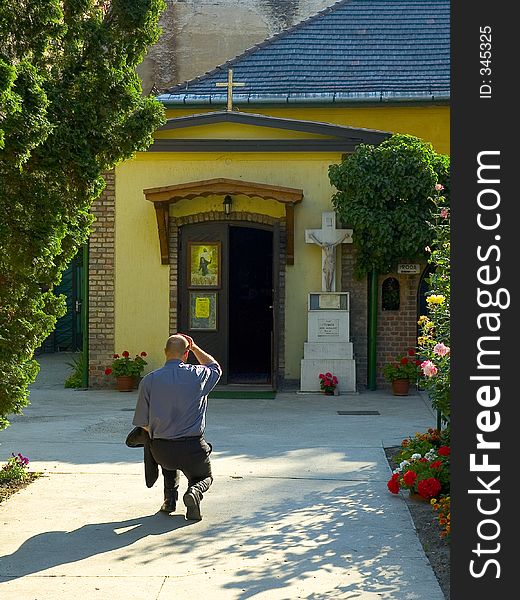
[318,319,339,337]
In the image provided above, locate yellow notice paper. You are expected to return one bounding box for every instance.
[195,297,210,319]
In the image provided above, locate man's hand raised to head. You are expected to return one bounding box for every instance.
[178,333,193,351]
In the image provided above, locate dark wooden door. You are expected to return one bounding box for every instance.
[179,222,275,387]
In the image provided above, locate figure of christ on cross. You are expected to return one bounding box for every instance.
[305,212,353,292]
[215,68,246,111]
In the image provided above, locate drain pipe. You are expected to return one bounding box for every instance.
[367,267,378,390]
[81,241,89,389]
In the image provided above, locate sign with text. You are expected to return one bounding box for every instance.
[317,319,340,337]
[397,263,420,274]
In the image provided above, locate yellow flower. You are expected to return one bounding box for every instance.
[426,294,445,305]
[417,315,429,325]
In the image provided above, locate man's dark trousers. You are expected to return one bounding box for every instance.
[150,436,213,502]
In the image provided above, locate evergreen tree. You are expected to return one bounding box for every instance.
[0,0,166,429]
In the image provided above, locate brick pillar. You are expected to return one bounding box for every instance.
[88,170,116,387]
[376,268,426,388]
[341,247,426,390]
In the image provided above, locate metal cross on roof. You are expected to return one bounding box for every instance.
[215,68,245,111]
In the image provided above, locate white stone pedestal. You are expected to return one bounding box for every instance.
[300,292,356,392]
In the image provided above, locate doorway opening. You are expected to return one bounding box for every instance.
[37,247,84,354]
[228,226,273,384]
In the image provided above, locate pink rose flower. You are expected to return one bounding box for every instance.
[435,183,444,191]
[433,343,450,357]
[421,360,438,377]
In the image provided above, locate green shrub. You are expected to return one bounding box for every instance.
[64,352,84,388]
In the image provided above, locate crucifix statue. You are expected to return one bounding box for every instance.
[305,212,353,292]
[215,68,245,111]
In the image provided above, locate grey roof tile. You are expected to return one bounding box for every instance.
[158,0,449,105]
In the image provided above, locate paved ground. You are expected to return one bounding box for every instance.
[0,353,444,599]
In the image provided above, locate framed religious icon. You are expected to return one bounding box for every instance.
[189,292,218,331]
[188,242,221,288]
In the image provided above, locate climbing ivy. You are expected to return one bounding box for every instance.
[0,0,166,429]
[328,134,450,277]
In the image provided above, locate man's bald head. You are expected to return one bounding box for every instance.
[165,334,189,360]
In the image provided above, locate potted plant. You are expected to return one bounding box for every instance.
[383,349,422,395]
[105,351,147,391]
[319,372,338,395]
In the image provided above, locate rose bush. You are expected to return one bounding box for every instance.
[418,184,451,424]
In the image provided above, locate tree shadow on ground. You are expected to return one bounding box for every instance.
[0,482,440,598]
[0,512,195,581]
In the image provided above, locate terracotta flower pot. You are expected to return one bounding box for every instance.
[391,378,410,396]
[116,375,135,392]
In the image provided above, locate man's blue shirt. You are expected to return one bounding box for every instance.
[132,359,221,440]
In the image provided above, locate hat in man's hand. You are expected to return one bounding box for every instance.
[125,426,149,447]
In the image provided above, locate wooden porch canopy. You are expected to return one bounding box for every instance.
[143,177,303,265]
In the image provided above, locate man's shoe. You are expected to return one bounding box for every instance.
[160,497,176,513]
[183,489,202,521]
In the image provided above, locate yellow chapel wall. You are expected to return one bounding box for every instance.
[114,103,449,381]
[114,152,340,378]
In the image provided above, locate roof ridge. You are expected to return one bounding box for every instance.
[163,0,352,93]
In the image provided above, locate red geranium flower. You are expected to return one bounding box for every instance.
[408,348,416,356]
[140,352,147,357]
[417,477,441,499]
[387,474,400,494]
[113,354,119,359]
[122,351,130,358]
[105,368,112,376]
[325,372,332,378]
[319,374,325,379]
[400,357,409,365]
[403,470,417,486]
[430,460,443,469]
[437,446,451,456]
